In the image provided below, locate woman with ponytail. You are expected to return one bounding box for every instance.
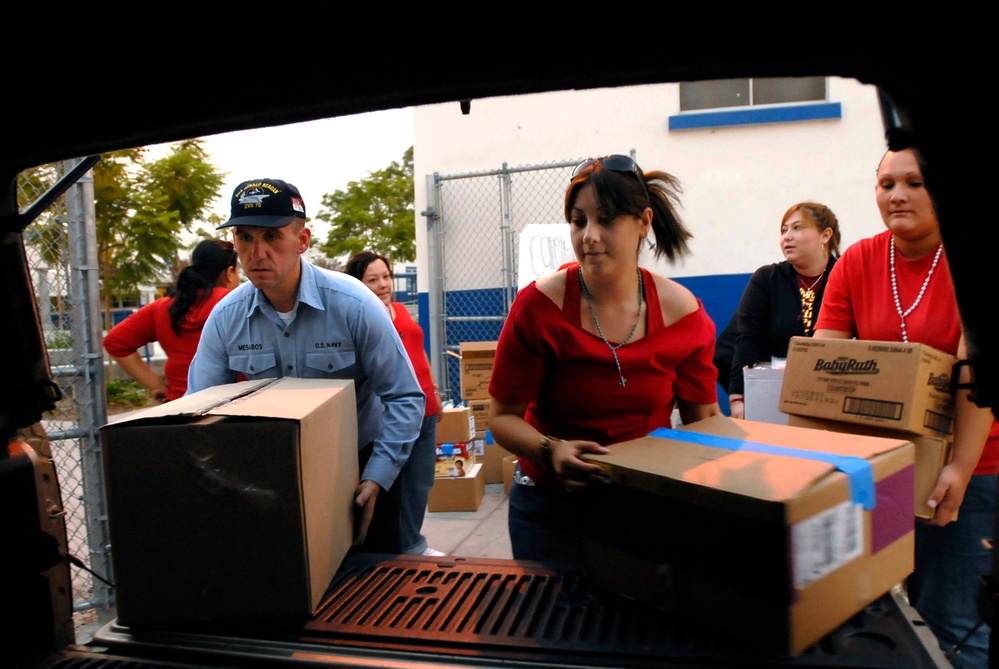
[103,238,240,402]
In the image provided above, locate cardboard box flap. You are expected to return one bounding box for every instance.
[209,378,354,420]
[588,416,911,508]
[103,378,355,427]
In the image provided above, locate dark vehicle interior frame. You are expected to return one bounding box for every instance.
[2,40,995,665]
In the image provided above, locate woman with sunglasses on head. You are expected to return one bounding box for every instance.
[103,238,241,402]
[488,154,721,571]
[722,202,841,419]
[345,251,446,558]
[815,140,998,669]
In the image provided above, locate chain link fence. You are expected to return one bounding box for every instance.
[14,152,597,630]
[428,158,584,401]
[17,159,113,632]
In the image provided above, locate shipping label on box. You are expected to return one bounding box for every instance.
[100,378,358,626]
[435,441,476,478]
[787,414,952,520]
[779,337,956,437]
[580,415,914,657]
[437,405,475,443]
[428,463,485,511]
[469,398,491,432]
[460,341,497,400]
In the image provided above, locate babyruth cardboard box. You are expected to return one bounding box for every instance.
[788,414,952,521]
[459,341,497,400]
[779,337,956,437]
[100,378,358,626]
[581,415,915,656]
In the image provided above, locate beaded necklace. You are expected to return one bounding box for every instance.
[796,271,825,336]
[578,265,644,387]
[890,236,943,343]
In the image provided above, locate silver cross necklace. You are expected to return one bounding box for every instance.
[578,265,644,387]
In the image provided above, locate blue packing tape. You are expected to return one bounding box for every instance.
[646,427,876,510]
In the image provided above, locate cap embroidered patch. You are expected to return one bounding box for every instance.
[217,178,307,229]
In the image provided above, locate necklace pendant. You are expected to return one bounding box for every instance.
[619,378,626,387]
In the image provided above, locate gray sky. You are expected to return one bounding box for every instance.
[195,107,415,236]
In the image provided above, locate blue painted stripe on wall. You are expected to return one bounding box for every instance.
[668,102,842,130]
[422,273,754,405]
[419,272,752,349]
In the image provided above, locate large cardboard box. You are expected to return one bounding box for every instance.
[581,415,915,656]
[427,463,485,511]
[437,405,475,443]
[788,414,952,520]
[743,363,788,425]
[779,337,956,437]
[459,341,497,400]
[100,378,358,626]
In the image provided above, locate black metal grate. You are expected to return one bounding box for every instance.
[88,554,942,669]
[303,555,937,667]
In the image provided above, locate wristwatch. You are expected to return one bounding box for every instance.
[539,435,558,470]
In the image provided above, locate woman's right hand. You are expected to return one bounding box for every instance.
[552,438,612,493]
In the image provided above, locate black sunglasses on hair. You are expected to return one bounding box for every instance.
[571,154,647,193]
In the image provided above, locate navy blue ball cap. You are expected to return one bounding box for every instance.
[216,178,306,229]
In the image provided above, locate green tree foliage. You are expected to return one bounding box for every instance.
[93,140,225,328]
[317,146,415,263]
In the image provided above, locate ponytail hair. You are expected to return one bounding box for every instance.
[565,160,692,262]
[168,238,237,335]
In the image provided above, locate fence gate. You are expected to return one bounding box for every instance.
[425,158,583,401]
[17,159,113,634]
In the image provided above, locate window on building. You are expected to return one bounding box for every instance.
[680,77,827,112]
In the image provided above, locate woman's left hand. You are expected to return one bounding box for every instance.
[551,438,612,493]
[923,463,970,526]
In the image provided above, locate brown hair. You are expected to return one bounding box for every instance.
[564,159,693,262]
[344,251,393,281]
[781,202,841,257]
[168,238,238,335]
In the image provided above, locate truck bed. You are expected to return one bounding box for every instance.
[44,553,945,669]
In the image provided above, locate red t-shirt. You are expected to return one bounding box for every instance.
[102,287,231,401]
[391,303,441,418]
[489,264,718,487]
[817,230,999,475]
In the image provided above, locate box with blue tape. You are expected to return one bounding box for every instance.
[580,414,914,657]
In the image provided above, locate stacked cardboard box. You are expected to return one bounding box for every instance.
[581,415,915,656]
[430,404,483,510]
[428,463,485,512]
[434,441,476,478]
[469,398,491,437]
[778,337,956,436]
[475,431,512,485]
[438,405,475,443]
[778,337,957,519]
[101,378,358,626]
[459,341,497,401]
